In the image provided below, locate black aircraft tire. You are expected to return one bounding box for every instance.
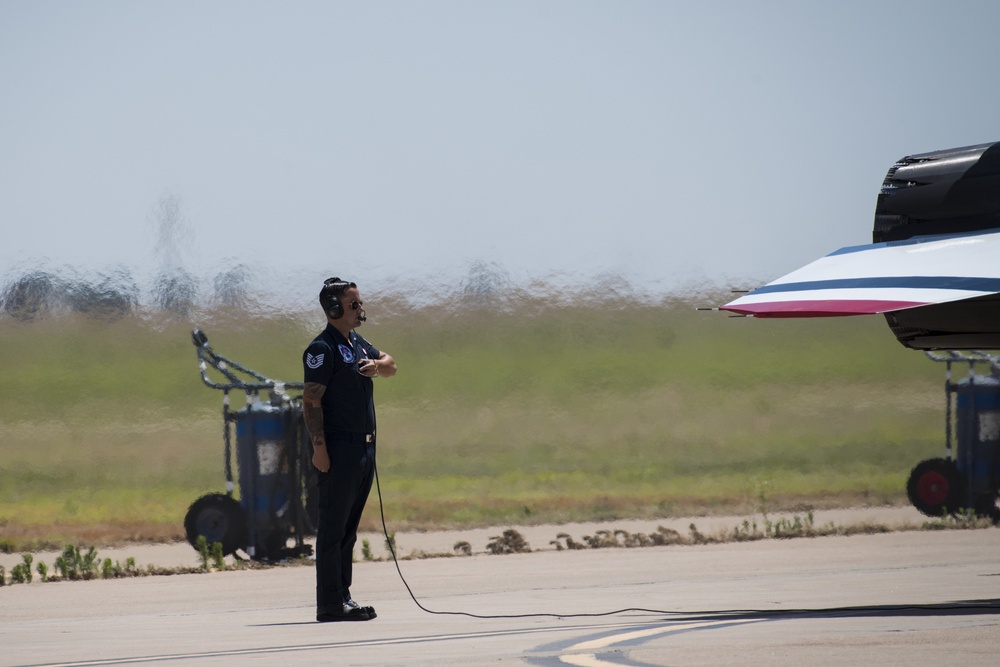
[184,493,248,556]
[906,458,963,517]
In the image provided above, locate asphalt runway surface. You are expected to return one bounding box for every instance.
[2,509,999,666]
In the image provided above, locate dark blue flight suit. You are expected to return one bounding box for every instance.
[303,323,380,613]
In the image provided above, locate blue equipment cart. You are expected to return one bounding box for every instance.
[907,351,1000,520]
[185,329,317,561]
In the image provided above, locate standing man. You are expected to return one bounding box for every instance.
[302,277,397,622]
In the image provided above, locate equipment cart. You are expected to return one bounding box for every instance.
[184,329,318,561]
[907,350,1000,520]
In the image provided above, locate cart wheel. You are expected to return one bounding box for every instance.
[184,493,248,556]
[906,458,963,517]
[974,494,1000,522]
[258,529,289,560]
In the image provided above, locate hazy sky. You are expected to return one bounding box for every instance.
[3,1,1000,302]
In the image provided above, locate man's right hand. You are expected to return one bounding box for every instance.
[312,444,330,473]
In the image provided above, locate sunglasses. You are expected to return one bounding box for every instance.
[350,300,364,310]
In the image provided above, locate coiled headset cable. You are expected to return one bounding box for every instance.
[373,460,671,619]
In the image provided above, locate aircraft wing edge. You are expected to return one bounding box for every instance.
[720,298,927,318]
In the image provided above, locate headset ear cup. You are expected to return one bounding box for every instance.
[320,277,352,319]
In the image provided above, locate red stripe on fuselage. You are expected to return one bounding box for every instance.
[720,299,927,318]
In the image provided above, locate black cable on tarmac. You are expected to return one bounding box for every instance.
[373,460,999,620]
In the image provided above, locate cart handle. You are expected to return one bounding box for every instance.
[192,328,304,393]
[925,350,1000,365]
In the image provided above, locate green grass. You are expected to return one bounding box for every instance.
[0,291,952,548]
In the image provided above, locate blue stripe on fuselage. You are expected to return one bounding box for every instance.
[749,276,1000,296]
[828,229,1000,257]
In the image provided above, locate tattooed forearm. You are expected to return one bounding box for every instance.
[304,405,326,445]
[302,382,327,447]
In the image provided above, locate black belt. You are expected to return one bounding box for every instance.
[328,431,374,444]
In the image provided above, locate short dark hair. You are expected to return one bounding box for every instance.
[319,277,356,318]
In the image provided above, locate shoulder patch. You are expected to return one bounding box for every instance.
[305,352,325,369]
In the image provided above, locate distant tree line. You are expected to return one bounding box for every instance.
[0,264,253,321]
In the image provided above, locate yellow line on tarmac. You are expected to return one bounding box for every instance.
[29,620,664,667]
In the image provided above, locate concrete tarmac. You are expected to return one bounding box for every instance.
[2,508,999,666]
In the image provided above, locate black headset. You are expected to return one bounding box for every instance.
[319,277,355,319]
